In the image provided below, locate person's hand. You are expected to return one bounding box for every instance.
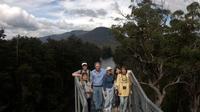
[80,80,85,86]
[115,89,118,95]
[130,90,133,95]
[103,91,107,97]
[104,92,107,97]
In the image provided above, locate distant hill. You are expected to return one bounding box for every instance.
[40,30,88,42]
[40,27,119,48]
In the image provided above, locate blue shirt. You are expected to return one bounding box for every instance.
[90,68,106,86]
[103,74,114,90]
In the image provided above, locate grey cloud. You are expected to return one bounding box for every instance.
[96,9,107,16]
[89,18,94,22]
[112,2,120,11]
[7,18,39,31]
[0,4,40,31]
[65,8,107,17]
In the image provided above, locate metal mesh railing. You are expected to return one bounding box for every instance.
[128,71,163,112]
[74,77,88,112]
[74,71,163,112]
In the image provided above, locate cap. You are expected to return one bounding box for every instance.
[81,62,88,66]
[106,66,112,71]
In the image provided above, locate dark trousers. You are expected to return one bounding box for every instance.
[87,98,91,112]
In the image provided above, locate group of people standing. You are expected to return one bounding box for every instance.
[72,62,133,112]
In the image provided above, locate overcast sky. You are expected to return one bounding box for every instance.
[0,0,199,38]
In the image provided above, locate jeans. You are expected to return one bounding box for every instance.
[119,96,128,112]
[103,87,114,112]
[93,86,103,111]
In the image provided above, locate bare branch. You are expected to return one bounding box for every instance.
[139,81,162,96]
[127,47,153,64]
[161,77,191,95]
[153,61,164,86]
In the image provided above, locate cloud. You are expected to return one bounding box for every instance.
[0,0,199,39]
[59,0,131,28]
[152,0,200,12]
[0,4,40,30]
[0,0,132,38]
[64,8,107,17]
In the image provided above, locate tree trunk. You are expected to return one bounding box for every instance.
[140,82,165,107]
[155,94,165,107]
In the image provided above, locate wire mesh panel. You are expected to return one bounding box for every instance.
[74,77,88,112]
[128,71,163,112]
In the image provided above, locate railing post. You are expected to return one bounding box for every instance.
[78,94,80,112]
[75,78,78,112]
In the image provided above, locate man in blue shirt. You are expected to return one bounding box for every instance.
[90,62,106,112]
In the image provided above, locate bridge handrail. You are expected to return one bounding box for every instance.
[128,70,163,112]
[74,77,88,112]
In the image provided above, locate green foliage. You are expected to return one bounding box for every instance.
[0,36,101,112]
[112,1,200,112]
[0,28,6,39]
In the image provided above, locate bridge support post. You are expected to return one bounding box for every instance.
[75,78,78,112]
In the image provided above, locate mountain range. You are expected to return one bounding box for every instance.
[40,27,119,48]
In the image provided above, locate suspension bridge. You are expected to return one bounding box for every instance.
[74,70,163,112]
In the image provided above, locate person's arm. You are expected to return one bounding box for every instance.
[90,71,93,87]
[115,75,120,95]
[102,76,106,91]
[88,82,93,92]
[115,75,120,90]
[102,78,107,98]
[89,71,92,81]
[72,70,81,77]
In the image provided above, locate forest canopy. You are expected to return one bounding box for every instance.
[0,36,101,112]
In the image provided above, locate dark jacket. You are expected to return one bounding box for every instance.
[103,74,114,91]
